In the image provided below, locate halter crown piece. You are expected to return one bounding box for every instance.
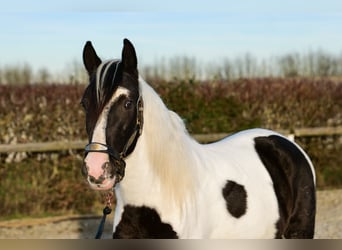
[85,96,143,184]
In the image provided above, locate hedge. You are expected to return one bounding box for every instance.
[0,77,341,218]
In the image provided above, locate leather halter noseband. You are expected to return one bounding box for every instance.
[84,95,143,184]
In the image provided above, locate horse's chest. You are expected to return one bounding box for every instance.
[113,205,178,239]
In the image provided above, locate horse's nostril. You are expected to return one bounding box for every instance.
[102,161,115,178]
[102,162,111,171]
[88,175,95,183]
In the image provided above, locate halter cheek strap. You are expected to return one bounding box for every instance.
[121,95,143,157]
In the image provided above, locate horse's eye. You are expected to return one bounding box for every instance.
[124,100,133,109]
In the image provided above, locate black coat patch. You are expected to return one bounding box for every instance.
[222,180,247,218]
[113,205,178,239]
[254,135,316,238]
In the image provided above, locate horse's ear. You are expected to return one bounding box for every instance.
[121,38,138,78]
[83,41,102,75]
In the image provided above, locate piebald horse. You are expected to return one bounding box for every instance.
[81,39,316,238]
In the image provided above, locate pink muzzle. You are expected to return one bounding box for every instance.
[82,142,126,190]
[83,152,116,190]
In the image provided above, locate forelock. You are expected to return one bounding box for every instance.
[95,59,122,106]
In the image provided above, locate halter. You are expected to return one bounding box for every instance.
[85,95,143,184]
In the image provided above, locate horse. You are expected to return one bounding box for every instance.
[81,39,316,239]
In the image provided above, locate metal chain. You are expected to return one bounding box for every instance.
[104,190,114,208]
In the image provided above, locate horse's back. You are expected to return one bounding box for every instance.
[200,128,316,238]
[208,128,315,181]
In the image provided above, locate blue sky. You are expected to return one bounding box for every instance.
[1,0,342,74]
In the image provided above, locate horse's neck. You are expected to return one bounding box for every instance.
[119,80,199,212]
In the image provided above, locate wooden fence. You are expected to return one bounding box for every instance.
[0,126,341,154]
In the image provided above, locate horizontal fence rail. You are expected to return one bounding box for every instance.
[0,126,341,153]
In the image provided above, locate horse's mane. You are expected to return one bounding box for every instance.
[138,77,198,210]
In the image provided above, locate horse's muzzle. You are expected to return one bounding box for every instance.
[83,153,116,190]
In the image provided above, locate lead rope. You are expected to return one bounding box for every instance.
[95,190,114,239]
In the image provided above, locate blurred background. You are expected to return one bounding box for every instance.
[0,0,341,238]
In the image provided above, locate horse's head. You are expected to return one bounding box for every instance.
[81,39,143,190]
